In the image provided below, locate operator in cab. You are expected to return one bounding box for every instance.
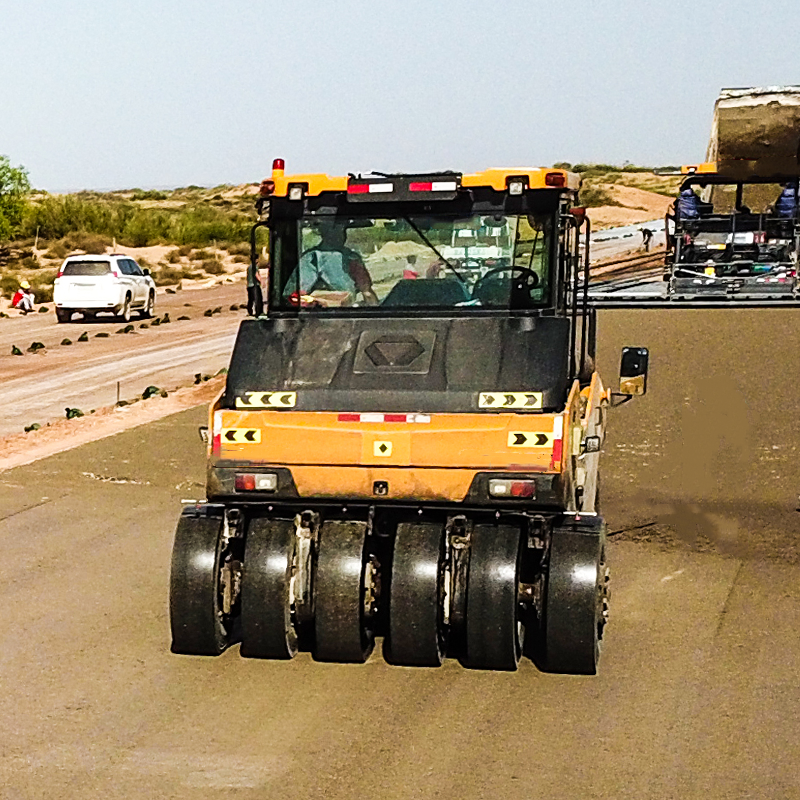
[292,221,379,306]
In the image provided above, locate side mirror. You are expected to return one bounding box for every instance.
[619,347,649,396]
[198,426,210,444]
[143,268,151,276]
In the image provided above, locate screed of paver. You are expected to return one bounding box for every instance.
[1,309,800,798]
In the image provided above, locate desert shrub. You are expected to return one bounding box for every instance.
[119,208,171,247]
[20,191,251,250]
[64,231,109,253]
[172,206,250,247]
[47,240,70,259]
[580,185,619,208]
[232,253,249,263]
[152,263,199,286]
[131,189,169,201]
[194,248,213,260]
[177,244,193,257]
[225,241,250,256]
[23,195,123,240]
[0,274,18,297]
[30,270,57,303]
[165,248,181,263]
[201,258,225,275]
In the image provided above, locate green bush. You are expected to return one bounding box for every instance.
[119,208,171,247]
[19,190,252,251]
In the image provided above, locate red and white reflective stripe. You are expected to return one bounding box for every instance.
[549,415,564,469]
[337,413,431,423]
[409,181,458,192]
[212,410,223,456]
[348,183,394,194]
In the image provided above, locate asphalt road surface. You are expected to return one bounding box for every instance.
[1,308,799,798]
[0,284,243,437]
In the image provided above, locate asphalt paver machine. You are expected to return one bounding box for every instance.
[665,162,799,301]
[169,161,648,673]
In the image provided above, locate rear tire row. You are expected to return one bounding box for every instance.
[169,509,607,674]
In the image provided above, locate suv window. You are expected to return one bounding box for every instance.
[118,260,133,275]
[62,261,112,277]
[126,259,144,276]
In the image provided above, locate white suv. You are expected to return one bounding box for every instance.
[54,254,156,323]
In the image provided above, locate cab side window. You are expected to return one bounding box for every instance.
[127,259,144,276]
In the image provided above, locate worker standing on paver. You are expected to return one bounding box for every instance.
[11,280,35,314]
[641,228,653,252]
[775,184,798,218]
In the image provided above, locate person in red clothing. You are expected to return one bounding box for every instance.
[11,280,35,314]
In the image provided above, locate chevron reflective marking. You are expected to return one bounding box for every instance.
[479,392,543,410]
[221,428,262,444]
[507,431,554,448]
[235,391,297,408]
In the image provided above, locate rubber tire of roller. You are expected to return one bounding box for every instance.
[169,514,230,656]
[463,524,523,671]
[240,518,298,659]
[313,520,373,663]
[386,522,445,667]
[543,529,603,675]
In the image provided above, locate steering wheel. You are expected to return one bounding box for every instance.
[472,265,540,305]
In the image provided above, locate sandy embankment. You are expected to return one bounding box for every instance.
[0,376,225,473]
[587,184,673,229]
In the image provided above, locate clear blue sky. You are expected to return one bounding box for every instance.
[3,0,800,191]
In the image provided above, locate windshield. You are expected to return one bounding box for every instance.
[62,261,111,276]
[270,213,553,311]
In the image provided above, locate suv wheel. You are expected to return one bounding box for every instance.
[56,308,71,323]
[141,291,155,319]
[119,295,132,323]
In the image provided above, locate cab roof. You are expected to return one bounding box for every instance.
[262,164,581,199]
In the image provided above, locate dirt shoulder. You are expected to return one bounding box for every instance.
[0,376,224,473]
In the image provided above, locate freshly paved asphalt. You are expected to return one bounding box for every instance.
[1,308,799,798]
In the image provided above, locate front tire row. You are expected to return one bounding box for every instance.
[169,506,608,674]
